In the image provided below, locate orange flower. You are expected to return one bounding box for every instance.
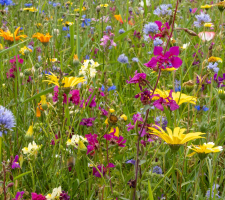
[32,33,52,44]
[36,103,43,118]
[0,27,27,42]
[114,14,134,26]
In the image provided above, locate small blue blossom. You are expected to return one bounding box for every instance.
[106,26,112,32]
[101,85,105,92]
[81,15,91,27]
[194,13,211,27]
[152,166,163,174]
[126,159,135,165]
[154,38,163,46]
[85,55,90,59]
[62,26,69,31]
[0,0,14,6]
[174,80,181,92]
[154,4,172,17]
[24,3,32,7]
[38,55,42,62]
[143,22,159,35]
[207,62,219,73]
[195,105,209,112]
[0,106,15,136]
[206,184,220,199]
[27,45,33,51]
[108,85,116,91]
[118,54,129,64]
[132,57,139,63]
[119,29,125,34]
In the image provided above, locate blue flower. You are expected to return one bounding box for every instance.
[152,166,163,174]
[85,55,90,59]
[154,37,163,46]
[24,3,32,7]
[108,85,116,91]
[195,105,209,111]
[81,15,91,27]
[27,45,33,51]
[126,159,135,165]
[118,54,129,64]
[65,33,70,38]
[154,4,172,17]
[143,22,159,35]
[0,0,14,6]
[38,55,42,62]
[62,26,69,31]
[119,29,125,34]
[0,106,15,136]
[207,62,219,73]
[194,13,211,27]
[106,26,112,32]
[132,57,139,63]
[206,184,220,199]
[101,85,105,92]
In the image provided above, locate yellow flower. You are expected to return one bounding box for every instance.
[32,33,52,44]
[188,142,223,159]
[109,127,119,137]
[153,89,197,105]
[201,5,213,9]
[120,114,127,121]
[204,23,214,27]
[19,46,32,55]
[23,7,38,12]
[0,27,27,42]
[109,109,115,113]
[78,140,87,151]
[74,7,86,12]
[105,118,109,125]
[100,4,108,7]
[36,23,42,28]
[0,43,3,50]
[170,37,176,44]
[149,125,205,150]
[65,21,74,26]
[26,124,34,137]
[22,141,40,156]
[208,56,222,63]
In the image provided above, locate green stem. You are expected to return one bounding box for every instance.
[29,161,35,192]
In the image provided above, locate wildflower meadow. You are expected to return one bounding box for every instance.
[1,0,225,199]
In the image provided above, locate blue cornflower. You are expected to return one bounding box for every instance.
[154,4,172,17]
[81,15,91,27]
[153,37,163,46]
[119,29,125,34]
[143,22,159,35]
[195,105,209,112]
[126,159,135,165]
[132,57,139,63]
[27,45,33,51]
[207,62,219,73]
[65,33,70,38]
[106,26,112,32]
[118,54,129,64]
[0,0,13,6]
[152,166,163,174]
[52,2,60,7]
[85,55,90,59]
[0,106,15,136]
[24,3,32,7]
[62,26,69,31]
[194,13,211,27]
[174,80,181,92]
[108,85,116,91]
[206,184,220,199]
[101,85,105,92]
[38,55,42,62]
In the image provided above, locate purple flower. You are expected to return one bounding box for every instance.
[99,107,108,116]
[127,71,147,90]
[31,193,46,200]
[116,136,126,147]
[12,191,24,200]
[70,90,80,105]
[50,134,59,145]
[12,155,20,169]
[80,118,95,127]
[126,159,136,165]
[60,191,70,200]
[132,113,143,123]
[53,86,59,102]
[153,166,163,174]
[144,46,182,70]
[93,163,115,178]
[85,133,99,155]
[118,54,129,64]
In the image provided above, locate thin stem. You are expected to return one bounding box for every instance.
[106,140,113,194]
[193,160,204,200]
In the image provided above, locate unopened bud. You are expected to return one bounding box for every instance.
[96,6,101,12]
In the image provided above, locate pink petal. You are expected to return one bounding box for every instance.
[169,46,180,56]
[170,57,183,68]
[153,46,163,56]
[198,32,215,42]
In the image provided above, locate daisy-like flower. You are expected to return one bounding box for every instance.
[66,135,87,151]
[204,23,214,27]
[201,5,213,9]
[0,27,27,43]
[181,42,190,50]
[74,6,86,12]
[208,56,222,63]
[32,33,52,45]
[79,59,99,79]
[188,142,223,159]
[22,141,40,156]
[44,72,86,88]
[46,186,62,200]
[23,7,37,12]
[100,4,108,7]
[149,125,205,152]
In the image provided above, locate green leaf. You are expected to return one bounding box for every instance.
[22,86,55,104]
[139,159,146,165]
[148,180,154,200]
[14,171,32,180]
[114,26,137,42]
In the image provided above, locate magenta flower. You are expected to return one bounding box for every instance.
[85,133,99,155]
[50,134,59,145]
[53,86,59,102]
[80,118,95,127]
[152,21,170,39]
[127,71,147,90]
[12,155,20,169]
[70,90,80,105]
[99,107,108,116]
[31,193,46,200]
[116,136,126,147]
[93,163,115,178]
[144,46,182,70]
[100,34,116,48]
[12,191,24,200]
[10,55,24,64]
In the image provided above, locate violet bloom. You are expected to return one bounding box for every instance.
[80,118,95,127]
[99,107,108,116]
[12,155,20,169]
[85,133,99,155]
[70,90,80,105]
[31,193,46,200]
[127,70,147,90]
[60,191,70,200]
[214,73,225,87]
[116,136,126,147]
[93,163,115,178]
[126,159,136,165]
[132,113,143,123]
[12,191,24,200]
[53,86,59,102]
[50,134,59,145]
[100,34,116,49]
[144,46,182,70]
[149,21,170,40]
[10,55,24,64]
[80,94,97,108]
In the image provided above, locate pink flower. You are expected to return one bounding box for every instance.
[93,163,115,178]
[198,32,215,42]
[144,46,182,70]
[31,193,46,200]
[70,90,80,105]
[12,155,20,169]
[53,86,59,102]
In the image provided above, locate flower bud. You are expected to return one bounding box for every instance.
[217,2,225,12]
[184,29,198,37]
[218,89,225,100]
[34,63,41,69]
[24,68,32,76]
[183,80,194,93]
[107,78,113,87]
[96,6,101,12]
[169,144,181,153]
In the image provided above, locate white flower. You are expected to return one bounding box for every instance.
[22,141,40,156]
[66,135,87,147]
[139,0,151,7]
[181,42,190,49]
[46,186,62,200]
